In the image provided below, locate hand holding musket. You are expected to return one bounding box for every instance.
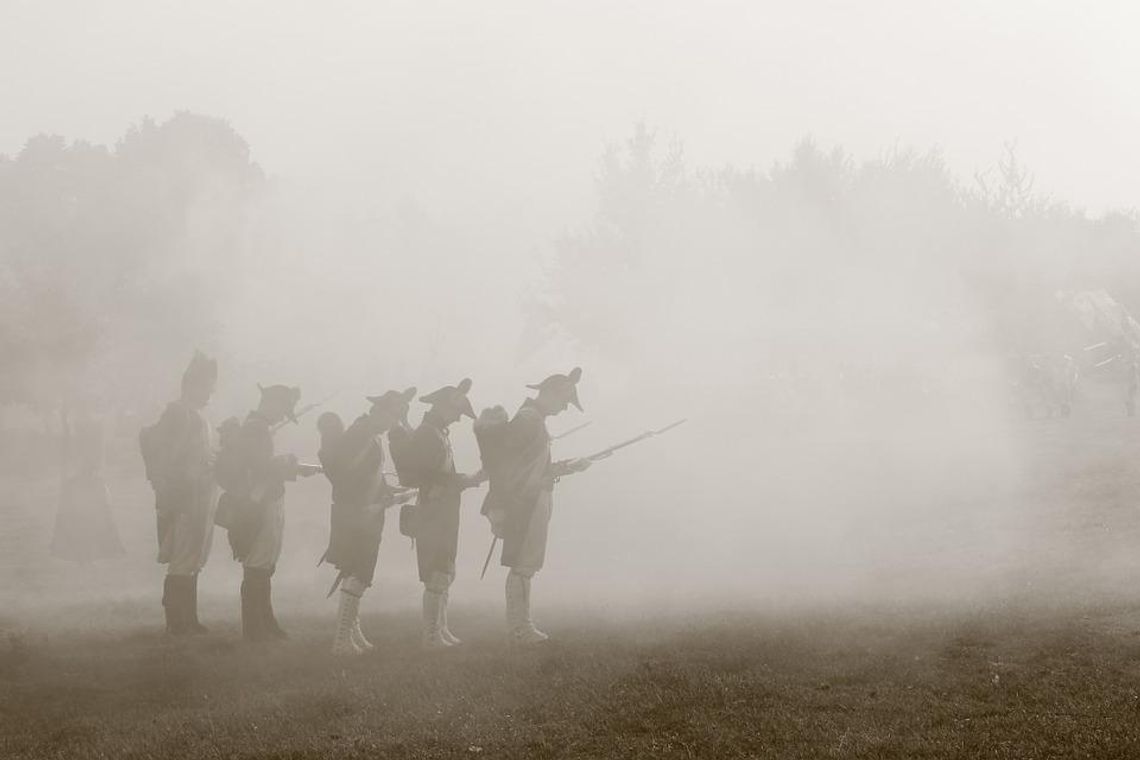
[277,454,323,480]
[550,458,593,478]
[296,462,323,478]
[460,469,489,490]
[365,485,418,517]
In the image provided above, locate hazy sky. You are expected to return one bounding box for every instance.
[4,0,1137,610]
[2,0,1138,226]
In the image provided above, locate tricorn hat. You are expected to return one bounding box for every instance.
[182,350,217,390]
[420,378,475,419]
[258,383,301,423]
[527,367,583,411]
[367,387,417,424]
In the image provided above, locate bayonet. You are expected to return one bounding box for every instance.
[581,418,687,462]
[551,421,593,441]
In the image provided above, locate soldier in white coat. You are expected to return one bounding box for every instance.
[484,368,590,645]
[140,351,218,635]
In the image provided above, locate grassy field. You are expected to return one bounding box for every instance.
[5,602,1140,759]
[7,387,1140,758]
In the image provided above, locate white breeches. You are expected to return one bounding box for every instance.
[243,500,285,570]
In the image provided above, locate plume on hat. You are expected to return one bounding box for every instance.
[526,367,583,411]
[420,378,475,419]
[181,350,217,390]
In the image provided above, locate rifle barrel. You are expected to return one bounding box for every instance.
[652,419,687,435]
[584,419,687,461]
[587,433,650,460]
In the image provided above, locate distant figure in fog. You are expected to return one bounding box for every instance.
[139,351,218,635]
[481,368,591,645]
[51,404,124,564]
[317,390,416,657]
[392,379,485,650]
[214,383,321,642]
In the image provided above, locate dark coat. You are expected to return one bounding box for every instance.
[407,412,465,582]
[319,414,388,585]
[496,400,554,567]
[146,400,214,562]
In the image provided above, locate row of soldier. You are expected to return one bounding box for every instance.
[142,352,592,654]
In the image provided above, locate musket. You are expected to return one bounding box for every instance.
[551,421,592,441]
[380,486,417,508]
[271,392,339,434]
[579,418,687,463]
[480,419,688,579]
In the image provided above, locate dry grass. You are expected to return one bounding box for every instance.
[4,602,1140,759]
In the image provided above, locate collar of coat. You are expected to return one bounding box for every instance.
[520,397,547,418]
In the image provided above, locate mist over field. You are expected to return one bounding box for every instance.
[11,5,1140,759]
[3,1,1140,625]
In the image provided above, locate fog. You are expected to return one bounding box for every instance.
[3,2,1140,629]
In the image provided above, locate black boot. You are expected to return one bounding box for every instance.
[186,574,209,635]
[163,575,187,635]
[241,568,267,642]
[261,569,288,640]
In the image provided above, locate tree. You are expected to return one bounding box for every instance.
[0,112,264,414]
[534,126,1140,411]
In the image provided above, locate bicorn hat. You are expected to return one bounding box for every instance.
[366,387,417,424]
[258,383,301,422]
[419,378,475,419]
[527,367,583,411]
